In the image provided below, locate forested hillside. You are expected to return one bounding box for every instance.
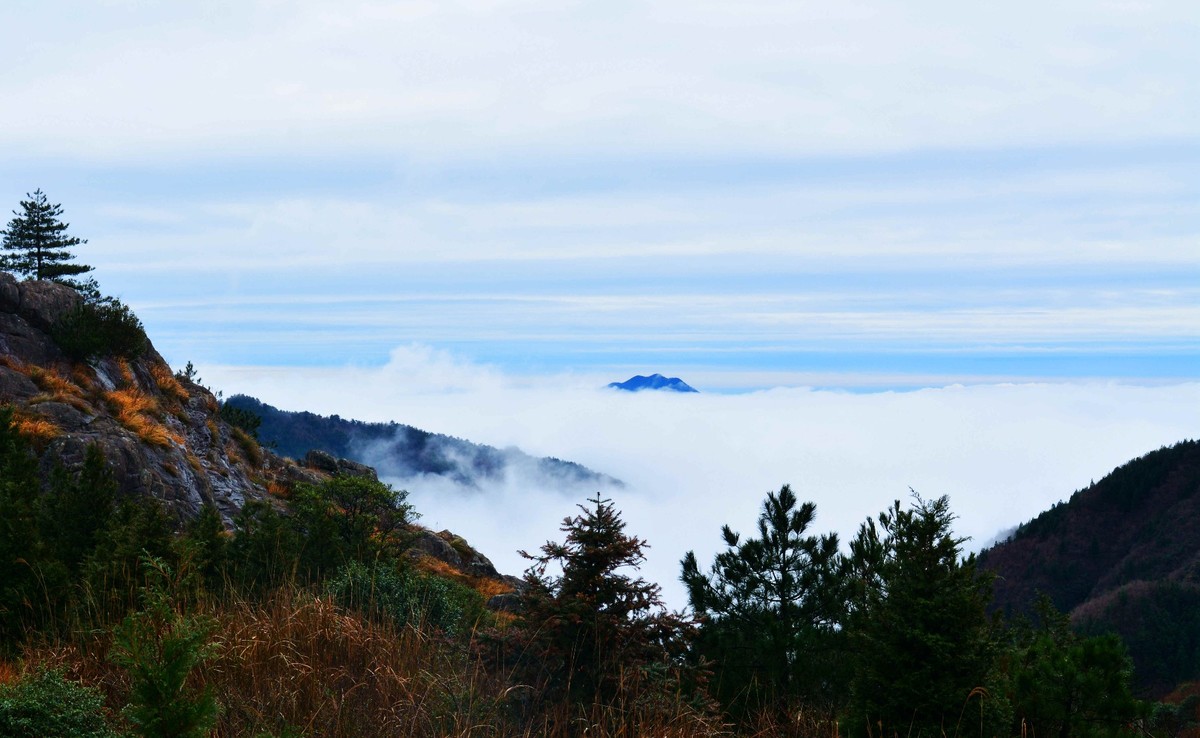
[225,394,622,491]
[981,440,1200,695]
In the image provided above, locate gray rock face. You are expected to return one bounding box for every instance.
[0,274,315,524]
[0,273,521,589]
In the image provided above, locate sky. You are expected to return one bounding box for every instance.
[1,1,1197,604]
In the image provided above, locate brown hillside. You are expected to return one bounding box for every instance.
[979,439,1200,695]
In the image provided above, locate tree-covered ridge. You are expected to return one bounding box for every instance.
[980,440,1200,695]
[225,393,623,491]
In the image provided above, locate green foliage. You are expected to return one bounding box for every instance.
[39,445,117,576]
[846,493,1004,736]
[0,406,43,645]
[84,494,176,621]
[288,475,412,581]
[1006,598,1143,738]
[682,484,847,717]
[219,402,262,440]
[178,504,229,596]
[53,293,148,362]
[0,668,120,738]
[0,189,93,288]
[514,494,693,706]
[230,475,413,590]
[328,560,487,637]
[1076,582,1200,696]
[228,499,300,592]
[109,556,219,738]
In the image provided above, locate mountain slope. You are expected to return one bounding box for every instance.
[979,439,1200,695]
[225,394,624,491]
[0,273,308,523]
[0,273,519,591]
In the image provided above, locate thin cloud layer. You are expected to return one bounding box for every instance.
[2,1,1197,159]
[205,351,1200,608]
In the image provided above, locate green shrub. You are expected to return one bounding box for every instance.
[328,560,487,637]
[218,402,261,440]
[0,668,120,738]
[53,295,147,361]
[109,556,219,738]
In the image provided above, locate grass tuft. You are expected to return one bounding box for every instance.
[150,363,189,404]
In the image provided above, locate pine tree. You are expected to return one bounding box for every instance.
[681,484,847,716]
[846,494,1002,736]
[1,189,94,289]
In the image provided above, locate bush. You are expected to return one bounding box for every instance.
[328,560,487,637]
[0,668,120,738]
[54,295,147,362]
[109,556,219,738]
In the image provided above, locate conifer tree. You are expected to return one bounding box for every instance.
[1,189,94,289]
[681,484,847,716]
[515,494,692,706]
[845,494,1002,736]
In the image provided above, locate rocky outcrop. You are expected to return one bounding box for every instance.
[304,449,379,481]
[0,273,312,523]
[0,274,522,596]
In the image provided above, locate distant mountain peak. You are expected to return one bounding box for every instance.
[606,374,698,393]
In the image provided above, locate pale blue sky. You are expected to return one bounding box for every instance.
[1,0,1196,390]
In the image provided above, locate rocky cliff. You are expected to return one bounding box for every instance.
[0,273,312,523]
[0,273,517,594]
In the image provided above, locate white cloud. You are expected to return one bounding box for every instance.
[1,0,1195,160]
[203,350,1200,608]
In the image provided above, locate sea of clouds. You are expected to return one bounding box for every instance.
[206,345,1200,609]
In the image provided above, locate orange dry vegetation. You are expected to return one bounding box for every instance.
[0,660,17,686]
[415,556,514,600]
[106,387,157,420]
[105,388,183,447]
[13,413,61,448]
[150,363,189,403]
[115,358,137,387]
[27,364,85,399]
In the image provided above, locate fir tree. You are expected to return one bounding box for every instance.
[1,189,94,290]
[515,494,692,706]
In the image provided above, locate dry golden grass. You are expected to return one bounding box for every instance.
[19,582,729,738]
[28,364,85,399]
[13,412,61,448]
[186,452,204,474]
[71,364,97,392]
[150,363,190,404]
[104,388,184,447]
[105,387,157,421]
[2,359,93,411]
[230,427,263,467]
[414,557,515,601]
[115,358,137,387]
